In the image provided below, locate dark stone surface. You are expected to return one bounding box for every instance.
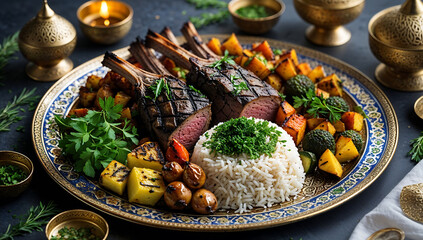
[0,0,421,239]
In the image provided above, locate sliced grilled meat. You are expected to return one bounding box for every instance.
[102,51,211,150]
[145,30,281,124]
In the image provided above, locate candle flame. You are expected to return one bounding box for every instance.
[100,0,110,19]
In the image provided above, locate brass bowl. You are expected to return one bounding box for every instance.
[0,151,34,200]
[77,0,133,45]
[228,0,285,35]
[368,1,423,91]
[293,0,365,46]
[46,209,109,240]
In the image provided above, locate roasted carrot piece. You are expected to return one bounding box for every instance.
[275,101,296,126]
[207,37,223,56]
[282,114,307,145]
[252,40,274,60]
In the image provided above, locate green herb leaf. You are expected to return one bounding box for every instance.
[208,50,236,70]
[229,75,249,96]
[190,9,230,29]
[0,31,20,83]
[189,85,206,98]
[147,78,172,101]
[186,0,227,9]
[408,131,423,163]
[354,105,368,119]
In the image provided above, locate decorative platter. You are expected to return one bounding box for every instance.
[32,35,398,231]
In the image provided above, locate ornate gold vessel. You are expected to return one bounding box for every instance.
[293,0,365,46]
[18,0,76,82]
[369,0,423,91]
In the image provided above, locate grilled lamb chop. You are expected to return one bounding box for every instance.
[145,30,281,124]
[102,51,211,150]
[129,37,171,75]
[160,26,180,45]
[180,21,218,59]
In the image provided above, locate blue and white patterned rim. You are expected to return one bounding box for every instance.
[33,36,397,231]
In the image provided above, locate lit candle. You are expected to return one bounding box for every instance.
[89,0,121,27]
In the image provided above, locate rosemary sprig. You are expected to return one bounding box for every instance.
[145,78,172,101]
[0,88,41,132]
[189,9,230,29]
[0,202,59,240]
[408,131,423,163]
[0,31,20,80]
[186,0,227,9]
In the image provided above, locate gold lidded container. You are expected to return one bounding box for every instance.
[369,0,423,91]
[45,209,109,240]
[18,0,76,82]
[293,0,365,46]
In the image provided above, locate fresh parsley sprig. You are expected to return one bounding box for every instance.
[293,89,344,123]
[0,88,40,132]
[55,97,139,178]
[208,50,236,70]
[189,85,206,98]
[408,131,423,163]
[0,202,59,240]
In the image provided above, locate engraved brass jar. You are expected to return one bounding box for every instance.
[369,0,423,91]
[18,0,76,82]
[293,0,365,46]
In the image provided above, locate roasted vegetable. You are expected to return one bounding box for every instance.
[94,84,114,109]
[284,74,315,98]
[296,62,312,75]
[207,37,223,56]
[314,121,336,136]
[307,65,325,83]
[182,162,206,189]
[306,117,326,131]
[162,161,184,183]
[315,88,330,99]
[275,58,297,81]
[220,33,243,56]
[299,151,317,174]
[278,49,299,66]
[318,149,343,178]
[335,136,360,163]
[282,113,307,145]
[244,56,271,80]
[166,139,190,165]
[191,189,218,214]
[302,129,336,157]
[341,111,364,131]
[114,91,132,107]
[252,40,273,60]
[120,107,132,120]
[326,96,349,112]
[99,160,130,195]
[265,73,282,91]
[86,75,102,90]
[332,120,346,132]
[317,74,343,97]
[164,181,192,210]
[79,87,97,108]
[339,130,364,152]
[127,167,166,206]
[127,141,166,171]
[67,108,88,118]
[275,100,296,126]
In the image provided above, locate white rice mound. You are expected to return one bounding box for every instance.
[191,118,305,214]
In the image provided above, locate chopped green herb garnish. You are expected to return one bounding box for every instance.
[208,50,236,70]
[278,92,286,101]
[0,164,27,185]
[293,89,344,123]
[229,75,249,95]
[55,97,139,178]
[173,67,187,79]
[203,117,282,159]
[146,78,172,101]
[50,226,100,240]
[189,85,206,98]
[235,5,273,19]
[273,49,282,55]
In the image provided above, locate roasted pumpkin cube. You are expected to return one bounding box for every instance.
[127,141,165,171]
[275,58,297,81]
[333,120,346,132]
[221,33,243,56]
[127,167,166,206]
[317,74,343,97]
[242,49,255,57]
[162,58,178,76]
[207,37,223,56]
[315,88,330,99]
[79,87,97,108]
[99,160,130,195]
[335,136,360,163]
[252,40,274,60]
[341,111,364,131]
[277,49,299,66]
[314,121,336,136]
[86,75,102,90]
[275,101,296,126]
[282,114,307,145]
[120,107,132,120]
[265,73,282,91]
[318,149,343,178]
[296,62,312,75]
[67,108,89,118]
[114,91,131,107]
[244,57,271,80]
[95,84,113,109]
[306,118,326,130]
[307,65,325,83]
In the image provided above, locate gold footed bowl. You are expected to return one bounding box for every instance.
[368,0,423,91]
[293,0,365,46]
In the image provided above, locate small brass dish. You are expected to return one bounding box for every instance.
[0,151,34,200]
[293,0,365,46]
[415,96,423,120]
[228,0,285,35]
[45,209,109,240]
[368,0,423,91]
[367,228,405,240]
[77,0,133,45]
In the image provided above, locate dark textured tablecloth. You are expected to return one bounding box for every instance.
[0,1,421,239]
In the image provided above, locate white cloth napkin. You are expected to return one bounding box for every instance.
[349,161,423,240]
